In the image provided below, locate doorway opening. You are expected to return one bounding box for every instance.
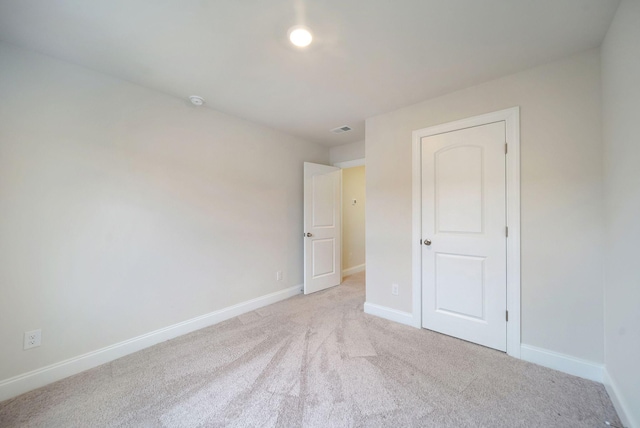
[302,158,365,294]
[338,161,366,279]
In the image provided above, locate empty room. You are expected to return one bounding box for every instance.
[0,0,638,427]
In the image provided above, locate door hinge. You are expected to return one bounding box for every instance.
[505,143,508,154]
[506,310,509,322]
[420,239,423,245]
[505,226,509,237]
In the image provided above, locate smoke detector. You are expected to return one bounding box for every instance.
[331,125,352,134]
[189,95,205,106]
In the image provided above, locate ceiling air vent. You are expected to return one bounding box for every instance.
[331,125,352,134]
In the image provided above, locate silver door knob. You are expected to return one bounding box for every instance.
[424,239,431,246]
[306,232,313,237]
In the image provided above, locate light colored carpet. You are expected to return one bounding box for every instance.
[0,272,620,427]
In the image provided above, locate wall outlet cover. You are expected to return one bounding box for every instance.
[24,329,42,350]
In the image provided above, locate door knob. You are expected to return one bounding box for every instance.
[424,239,431,246]
[306,232,313,237]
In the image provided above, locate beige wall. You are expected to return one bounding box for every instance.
[0,43,328,381]
[341,166,366,272]
[602,0,640,425]
[366,49,604,363]
[330,140,365,164]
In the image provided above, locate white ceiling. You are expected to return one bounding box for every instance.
[0,0,620,146]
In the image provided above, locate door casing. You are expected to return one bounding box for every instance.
[411,107,521,358]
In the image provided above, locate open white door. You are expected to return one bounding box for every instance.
[304,162,342,294]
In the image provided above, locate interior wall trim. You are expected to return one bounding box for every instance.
[0,284,303,402]
[363,302,414,327]
[343,264,365,276]
[603,368,636,428]
[520,344,604,383]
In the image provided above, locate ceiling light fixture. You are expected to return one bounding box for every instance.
[288,26,313,47]
[189,95,205,106]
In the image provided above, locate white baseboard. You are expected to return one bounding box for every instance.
[0,284,302,402]
[603,368,637,428]
[520,344,604,383]
[342,264,365,276]
[363,302,417,328]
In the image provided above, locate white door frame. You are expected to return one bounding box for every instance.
[411,107,521,358]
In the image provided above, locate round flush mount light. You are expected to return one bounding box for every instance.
[189,95,205,106]
[288,26,313,47]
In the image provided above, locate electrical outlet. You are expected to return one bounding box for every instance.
[24,329,41,350]
[276,271,283,281]
[392,284,399,296]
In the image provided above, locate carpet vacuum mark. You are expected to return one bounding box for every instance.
[0,272,620,427]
